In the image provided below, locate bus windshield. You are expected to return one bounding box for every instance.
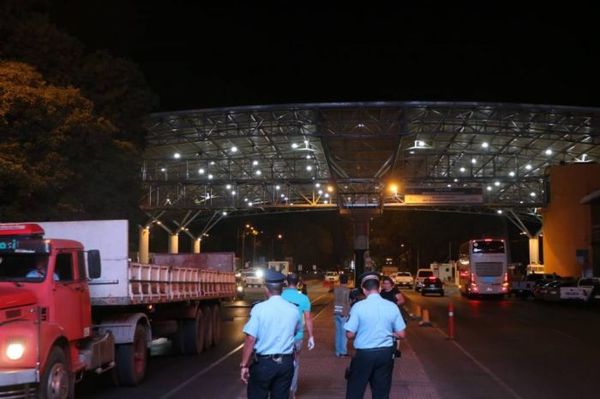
[472,240,505,254]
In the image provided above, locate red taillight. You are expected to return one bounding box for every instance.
[427,276,436,281]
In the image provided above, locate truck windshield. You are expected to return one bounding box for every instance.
[0,253,50,282]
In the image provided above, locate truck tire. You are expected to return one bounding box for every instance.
[211,303,222,346]
[40,346,74,399]
[201,304,213,349]
[116,324,148,386]
[182,308,206,354]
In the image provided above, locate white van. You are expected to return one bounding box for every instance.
[414,268,435,291]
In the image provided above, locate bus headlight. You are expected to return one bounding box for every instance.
[6,341,25,360]
[237,285,244,292]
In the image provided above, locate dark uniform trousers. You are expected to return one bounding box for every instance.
[248,354,294,399]
[346,346,395,399]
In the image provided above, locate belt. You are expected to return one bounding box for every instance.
[355,346,393,352]
[256,353,293,358]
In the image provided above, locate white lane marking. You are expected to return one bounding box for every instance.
[160,343,244,399]
[310,289,336,319]
[161,291,329,398]
[432,326,523,399]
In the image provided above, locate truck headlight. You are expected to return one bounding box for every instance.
[255,269,264,279]
[6,341,25,360]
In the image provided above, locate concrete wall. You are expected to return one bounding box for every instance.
[543,163,600,277]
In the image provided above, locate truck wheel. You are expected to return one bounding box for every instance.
[116,324,148,386]
[40,346,73,399]
[182,308,205,354]
[211,303,222,346]
[202,304,214,349]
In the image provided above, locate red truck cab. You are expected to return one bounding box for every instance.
[0,223,99,397]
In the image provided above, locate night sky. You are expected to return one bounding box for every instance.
[48,2,600,112]
[44,1,571,267]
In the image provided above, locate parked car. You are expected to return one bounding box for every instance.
[535,279,576,302]
[421,276,444,296]
[578,277,600,303]
[324,271,340,282]
[393,271,414,288]
[414,268,435,291]
[510,273,552,298]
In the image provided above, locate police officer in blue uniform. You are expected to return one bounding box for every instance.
[344,272,406,399]
[240,269,301,399]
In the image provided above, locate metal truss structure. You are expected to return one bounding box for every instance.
[143,102,600,228]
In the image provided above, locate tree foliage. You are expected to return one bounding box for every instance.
[0,3,157,222]
[0,61,141,220]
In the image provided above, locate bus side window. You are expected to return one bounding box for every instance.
[55,253,74,281]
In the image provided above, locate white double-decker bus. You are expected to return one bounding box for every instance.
[458,238,509,298]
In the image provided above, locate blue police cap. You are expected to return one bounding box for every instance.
[264,268,286,284]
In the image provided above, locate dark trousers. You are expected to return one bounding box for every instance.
[346,347,395,399]
[247,356,294,399]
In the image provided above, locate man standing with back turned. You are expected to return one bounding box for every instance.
[240,269,301,399]
[334,273,351,357]
[344,272,406,399]
[282,272,315,399]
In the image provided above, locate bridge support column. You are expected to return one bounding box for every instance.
[138,226,150,264]
[341,208,381,281]
[193,238,201,254]
[169,233,179,254]
[529,235,540,265]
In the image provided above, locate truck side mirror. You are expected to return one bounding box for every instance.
[87,250,101,279]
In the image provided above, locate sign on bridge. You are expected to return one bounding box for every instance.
[404,187,483,205]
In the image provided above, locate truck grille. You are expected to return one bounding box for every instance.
[475,262,503,276]
[5,309,21,320]
[0,384,37,398]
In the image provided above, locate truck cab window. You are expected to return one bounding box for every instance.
[55,253,74,281]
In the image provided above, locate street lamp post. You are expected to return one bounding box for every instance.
[269,233,284,260]
[252,233,257,266]
[240,224,256,269]
[241,229,246,268]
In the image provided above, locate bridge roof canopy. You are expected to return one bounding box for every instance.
[143,101,600,215]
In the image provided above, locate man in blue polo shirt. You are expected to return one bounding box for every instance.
[281,272,315,398]
[344,272,406,399]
